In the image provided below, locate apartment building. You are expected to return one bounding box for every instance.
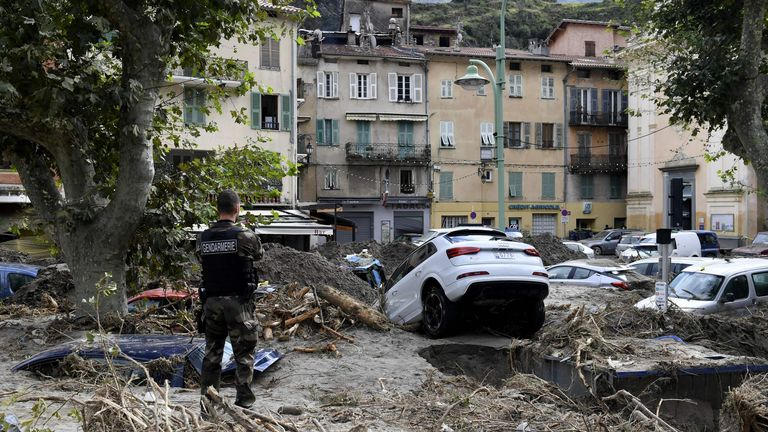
[297,2,430,243]
[626,54,760,248]
[167,7,300,207]
[549,20,630,234]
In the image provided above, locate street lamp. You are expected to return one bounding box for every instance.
[454,0,508,231]
[304,142,313,164]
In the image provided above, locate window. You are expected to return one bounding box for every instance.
[316,119,339,145]
[585,41,596,57]
[609,132,626,158]
[357,60,369,65]
[510,62,521,71]
[509,74,523,97]
[508,171,523,197]
[752,272,768,297]
[355,121,370,153]
[8,273,34,291]
[480,122,494,146]
[577,69,591,79]
[603,89,626,124]
[169,149,211,169]
[537,123,554,148]
[317,71,339,99]
[400,170,414,193]
[504,122,522,148]
[441,215,467,228]
[260,38,280,69]
[578,133,592,156]
[610,175,622,199]
[388,73,422,102]
[439,36,450,47]
[439,171,454,200]
[183,88,206,125]
[398,121,414,157]
[548,266,573,280]
[481,169,493,183]
[572,87,598,121]
[580,174,594,199]
[349,72,377,99]
[572,267,593,279]
[440,121,455,147]
[392,7,403,17]
[541,76,555,99]
[349,14,361,32]
[440,80,453,98]
[251,92,291,130]
[541,64,552,73]
[542,172,555,199]
[722,275,749,300]
[324,168,339,190]
[414,35,424,45]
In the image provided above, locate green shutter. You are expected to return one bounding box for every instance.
[581,175,594,199]
[542,172,555,199]
[183,88,194,124]
[439,172,453,200]
[508,171,522,197]
[251,92,262,129]
[196,89,206,125]
[280,94,291,131]
[331,120,339,145]
[316,119,325,145]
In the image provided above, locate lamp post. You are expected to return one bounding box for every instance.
[455,0,507,231]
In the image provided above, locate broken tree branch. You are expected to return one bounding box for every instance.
[315,285,391,331]
[284,307,320,327]
[603,389,680,432]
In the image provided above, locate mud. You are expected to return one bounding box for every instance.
[514,233,586,265]
[315,240,416,275]
[8,264,74,309]
[258,244,376,303]
[719,373,768,432]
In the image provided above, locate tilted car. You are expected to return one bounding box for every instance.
[381,227,549,338]
[635,258,768,315]
[0,262,40,299]
[562,241,595,258]
[614,233,646,257]
[731,232,768,256]
[627,257,718,279]
[578,229,634,256]
[547,260,634,290]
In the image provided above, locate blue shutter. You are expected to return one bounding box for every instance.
[439,172,453,200]
[590,88,598,115]
[316,119,325,145]
[542,172,555,199]
[280,93,291,131]
[251,92,262,129]
[602,89,610,117]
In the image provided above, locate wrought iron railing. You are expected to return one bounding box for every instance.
[569,152,628,173]
[569,110,628,127]
[345,142,430,163]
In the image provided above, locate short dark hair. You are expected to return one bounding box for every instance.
[216,190,240,214]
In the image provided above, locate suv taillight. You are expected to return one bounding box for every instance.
[446,246,481,259]
[611,281,630,290]
[524,248,540,257]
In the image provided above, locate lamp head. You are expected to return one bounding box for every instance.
[455,64,490,91]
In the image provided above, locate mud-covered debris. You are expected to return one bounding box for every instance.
[513,233,585,266]
[316,240,416,275]
[260,244,375,303]
[719,373,768,432]
[9,264,73,309]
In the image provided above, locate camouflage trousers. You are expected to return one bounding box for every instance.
[200,296,259,403]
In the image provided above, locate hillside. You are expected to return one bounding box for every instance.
[300,0,636,50]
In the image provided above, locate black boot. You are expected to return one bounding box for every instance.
[234,384,255,409]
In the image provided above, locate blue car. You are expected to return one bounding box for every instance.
[12,334,281,388]
[0,263,40,299]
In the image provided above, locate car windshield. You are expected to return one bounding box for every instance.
[754,233,768,244]
[669,272,724,300]
[592,231,610,239]
[638,236,656,245]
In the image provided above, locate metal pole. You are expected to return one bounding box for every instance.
[496,0,507,231]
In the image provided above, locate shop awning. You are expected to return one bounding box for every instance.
[252,223,333,236]
[346,113,378,121]
[378,114,428,122]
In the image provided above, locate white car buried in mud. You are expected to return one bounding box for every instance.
[381,227,550,338]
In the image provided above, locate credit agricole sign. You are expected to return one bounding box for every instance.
[508,204,561,210]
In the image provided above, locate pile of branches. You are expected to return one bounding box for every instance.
[720,374,768,432]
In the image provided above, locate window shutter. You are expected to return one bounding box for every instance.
[523,122,531,147]
[388,73,397,102]
[331,72,339,98]
[517,75,523,97]
[369,73,377,99]
[196,90,206,124]
[535,122,543,147]
[621,91,628,119]
[183,88,193,124]
[440,121,447,145]
[317,72,325,98]
[555,123,563,148]
[448,121,455,146]
[508,171,522,197]
[439,172,453,200]
[251,92,261,129]
[331,119,339,145]
[542,173,555,199]
[349,73,357,99]
[602,89,610,116]
[569,87,579,113]
[503,122,510,147]
[280,94,291,131]
[316,119,324,145]
[412,74,423,102]
[549,78,555,98]
[590,88,598,114]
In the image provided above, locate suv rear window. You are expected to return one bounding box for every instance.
[445,229,508,243]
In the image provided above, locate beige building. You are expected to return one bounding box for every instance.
[627,60,760,248]
[167,10,299,207]
[297,4,431,243]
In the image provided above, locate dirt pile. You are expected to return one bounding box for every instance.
[315,240,416,274]
[9,264,74,309]
[259,244,376,303]
[719,373,768,432]
[515,233,585,265]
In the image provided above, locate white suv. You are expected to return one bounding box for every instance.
[382,227,550,338]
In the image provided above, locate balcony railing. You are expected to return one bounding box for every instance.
[569,110,628,127]
[569,152,628,173]
[345,142,431,164]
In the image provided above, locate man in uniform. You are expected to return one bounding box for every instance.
[196,190,263,409]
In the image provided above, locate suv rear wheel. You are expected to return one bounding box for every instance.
[511,299,545,338]
[422,285,460,338]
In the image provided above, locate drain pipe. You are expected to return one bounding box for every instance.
[562,66,574,236]
[423,59,430,231]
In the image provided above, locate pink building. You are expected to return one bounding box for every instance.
[546,19,628,58]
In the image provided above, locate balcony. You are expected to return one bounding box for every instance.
[569,110,628,128]
[345,142,430,165]
[569,152,628,174]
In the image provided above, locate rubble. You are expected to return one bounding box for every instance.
[719,374,768,432]
[8,264,73,310]
[316,240,417,274]
[514,233,585,265]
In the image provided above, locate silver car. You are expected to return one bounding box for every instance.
[579,229,634,256]
[547,260,633,290]
[615,233,646,257]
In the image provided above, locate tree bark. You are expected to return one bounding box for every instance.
[315,285,391,331]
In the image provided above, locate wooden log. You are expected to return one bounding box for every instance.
[315,285,391,331]
[295,286,311,299]
[284,307,320,327]
[321,325,355,343]
[263,327,273,341]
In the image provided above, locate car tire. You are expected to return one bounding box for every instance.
[512,299,546,338]
[422,285,460,339]
[592,246,602,256]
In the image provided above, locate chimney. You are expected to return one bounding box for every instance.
[347,27,357,46]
